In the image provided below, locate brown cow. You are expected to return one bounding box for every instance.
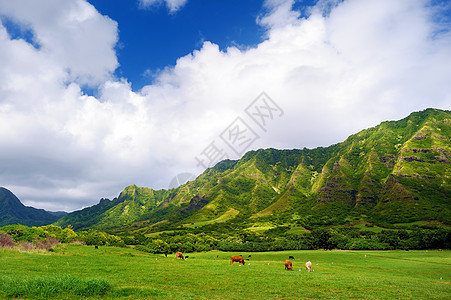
[175,251,184,260]
[230,255,245,265]
[284,259,293,271]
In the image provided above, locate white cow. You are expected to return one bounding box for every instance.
[305,261,312,272]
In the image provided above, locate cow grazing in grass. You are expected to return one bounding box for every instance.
[285,259,293,271]
[305,261,312,272]
[175,251,184,260]
[289,255,295,260]
[230,255,245,265]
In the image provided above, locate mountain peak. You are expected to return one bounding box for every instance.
[0,187,61,226]
[55,108,451,231]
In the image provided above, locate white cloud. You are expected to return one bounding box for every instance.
[139,0,188,13]
[0,0,118,86]
[258,0,302,30]
[0,0,450,211]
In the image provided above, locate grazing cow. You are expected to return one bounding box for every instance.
[94,245,98,249]
[185,256,189,259]
[230,255,245,265]
[175,251,184,260]
[305,261,312,272]
[248,255,252,258]
[289,255,295,260]
[284,259,293,271]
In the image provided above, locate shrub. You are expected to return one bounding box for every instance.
[70,240,86,245]
[345,238,392,250]
[329,234,350,249]
[47,237,60,246]
[307,228,335,249]
[35,237,59,251]
[17,241,36,251]
[0,233,14,248]
[398,238,422,250]
[135,245,151,253]
[35,240,51,251]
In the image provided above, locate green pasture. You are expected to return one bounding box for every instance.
[0,245,450,299]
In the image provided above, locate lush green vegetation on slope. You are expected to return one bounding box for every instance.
[56,108,451,234]
[54,198,119,230]
[0,187,60,226]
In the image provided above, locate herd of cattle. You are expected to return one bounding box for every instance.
[284,258,312,271]
[175,251,313,271]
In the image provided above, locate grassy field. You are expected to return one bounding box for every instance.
[0,245,450,299]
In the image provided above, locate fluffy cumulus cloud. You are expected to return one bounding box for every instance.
[0,0,450,211]
[139,0,188,13]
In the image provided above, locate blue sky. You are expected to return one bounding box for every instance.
[0,0,450,211]
[88,0,268,89]
[87,0,324,90]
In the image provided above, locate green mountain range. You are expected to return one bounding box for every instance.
[0,187,63,226]
[56,108,450,232]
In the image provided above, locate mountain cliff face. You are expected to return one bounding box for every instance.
[56,108,451,231]
[0,187,61,226]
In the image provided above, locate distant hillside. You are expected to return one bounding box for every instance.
[46,211,68,218]
[0,187,62,226]
[56,108,451,232]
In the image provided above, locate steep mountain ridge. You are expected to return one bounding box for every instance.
[0,187,61,226]
[55,108,450,231]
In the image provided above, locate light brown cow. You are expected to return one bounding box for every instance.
[284,259,293,271]
[175,251,184,260]
[230,255,245,265]
[305,261,312,272]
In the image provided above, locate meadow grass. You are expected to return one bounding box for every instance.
[0,274,110,299]
[0,245,450,299]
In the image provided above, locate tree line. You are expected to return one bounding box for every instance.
[1,224,449,253]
